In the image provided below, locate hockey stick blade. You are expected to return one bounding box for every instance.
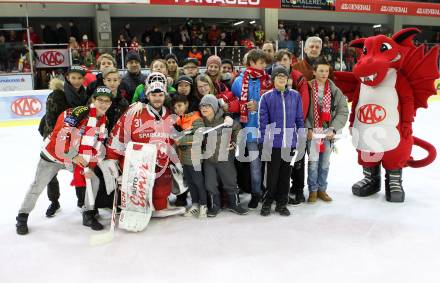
[89,187,119,246]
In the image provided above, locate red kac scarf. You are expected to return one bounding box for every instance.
[239,67,272,123]
[312,80,332,153]
[71,104,107,187]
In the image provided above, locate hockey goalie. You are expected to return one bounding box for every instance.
[104,80,185,232]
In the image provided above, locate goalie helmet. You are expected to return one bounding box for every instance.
[146,72,167,86]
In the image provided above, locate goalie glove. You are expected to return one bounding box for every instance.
[97,159,120,195]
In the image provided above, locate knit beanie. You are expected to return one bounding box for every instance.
[206,55,222,67]
[199,94,219,113]
[271,65,289,81]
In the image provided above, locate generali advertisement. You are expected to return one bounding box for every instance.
[150,0,278,8]
[336,0,440,17]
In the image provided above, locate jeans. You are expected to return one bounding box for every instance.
[247,141,262,195]
[183,165,207,206]
[307,139,333,192]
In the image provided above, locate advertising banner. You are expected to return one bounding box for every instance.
[0,73,33,92]
[281,0,336,11]
[336,0,440,17]
[0,90,50,126]
[150,0,279,9]
[35,49,70,69]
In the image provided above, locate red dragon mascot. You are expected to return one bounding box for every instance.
[334,28,438,202]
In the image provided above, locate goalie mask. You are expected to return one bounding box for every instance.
[146,72,167,87]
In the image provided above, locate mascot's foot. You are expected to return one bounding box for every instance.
[352,166,381,197]
[385,169,405,203]
[152,206,186,218]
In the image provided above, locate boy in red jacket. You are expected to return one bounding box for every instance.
[16,87,114,235]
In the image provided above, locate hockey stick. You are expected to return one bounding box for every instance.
[89,185,119,246]
[85,168,95,208]
[202,122,229,135]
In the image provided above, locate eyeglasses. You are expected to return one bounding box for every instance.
[96,98,112,105]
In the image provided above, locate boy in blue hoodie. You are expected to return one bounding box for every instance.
[232,49,272,210]
[258,66,304,216]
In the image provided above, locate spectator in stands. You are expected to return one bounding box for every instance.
[41,24,57,44]
[121,23,133,42]
[201,48,211,66]
[120,51,147,102]
[165,53,181,83]
[80,35,96,56]
[116,34,129,68]
[334,57,347,71]
[69,21,80,42]
[151,26,163,58]
[174,43,187,65]
[0,35,8,72]
[87,53,117,97]
[207,24,220,46]
[218,41,231,60]
[68,36,81,65]
[188,46,203,65]
[254,25,265,47]
[129,36,140,52]
[23,26,40,45]
[56,23,68,44]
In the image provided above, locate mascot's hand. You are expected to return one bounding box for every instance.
[401,122,412,139]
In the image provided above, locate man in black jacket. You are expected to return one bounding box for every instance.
[120,51,147,102]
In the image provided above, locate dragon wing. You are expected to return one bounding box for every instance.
[401,45,439,114]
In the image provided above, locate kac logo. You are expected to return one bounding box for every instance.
[39,51,64,67]
[357,104,387,124]
[11,97,42,116]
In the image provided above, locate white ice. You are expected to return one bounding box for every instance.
[1,103,439,283]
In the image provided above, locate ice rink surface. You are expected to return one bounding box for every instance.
[1,103,439,283]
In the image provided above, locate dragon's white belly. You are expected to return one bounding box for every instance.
[353,69,400,152]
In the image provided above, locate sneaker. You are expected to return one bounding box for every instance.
[260,202,272,216]
[46,201,60,217]
[198,205,207,218]
[288,196,300,205]
[317,191,333,202]
[308,192,318,203]
[183,205,200,217]
[229,205,249,215]
[207,206,220,218]
[275,205,291,216]
[248,194,261,210]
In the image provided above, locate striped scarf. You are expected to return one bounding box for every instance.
[70,104,107,187]
[312,80,332,153]
[239,67,271,123]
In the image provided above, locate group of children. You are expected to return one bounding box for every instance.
[16,47,348,235]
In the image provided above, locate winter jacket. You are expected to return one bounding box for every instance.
[106,90,130,132]
[304,79,348,132]
[41,106,107,165]
[290,69,310,119]
[132,83,177,105]
[258,88,304,149]
[231,71,265,142]
[201,109,241,163]
[40,78,88,138]
[175,111,204,166]
[120,71,147,102]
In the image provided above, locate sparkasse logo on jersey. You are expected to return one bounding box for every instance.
[173,0,261,6]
